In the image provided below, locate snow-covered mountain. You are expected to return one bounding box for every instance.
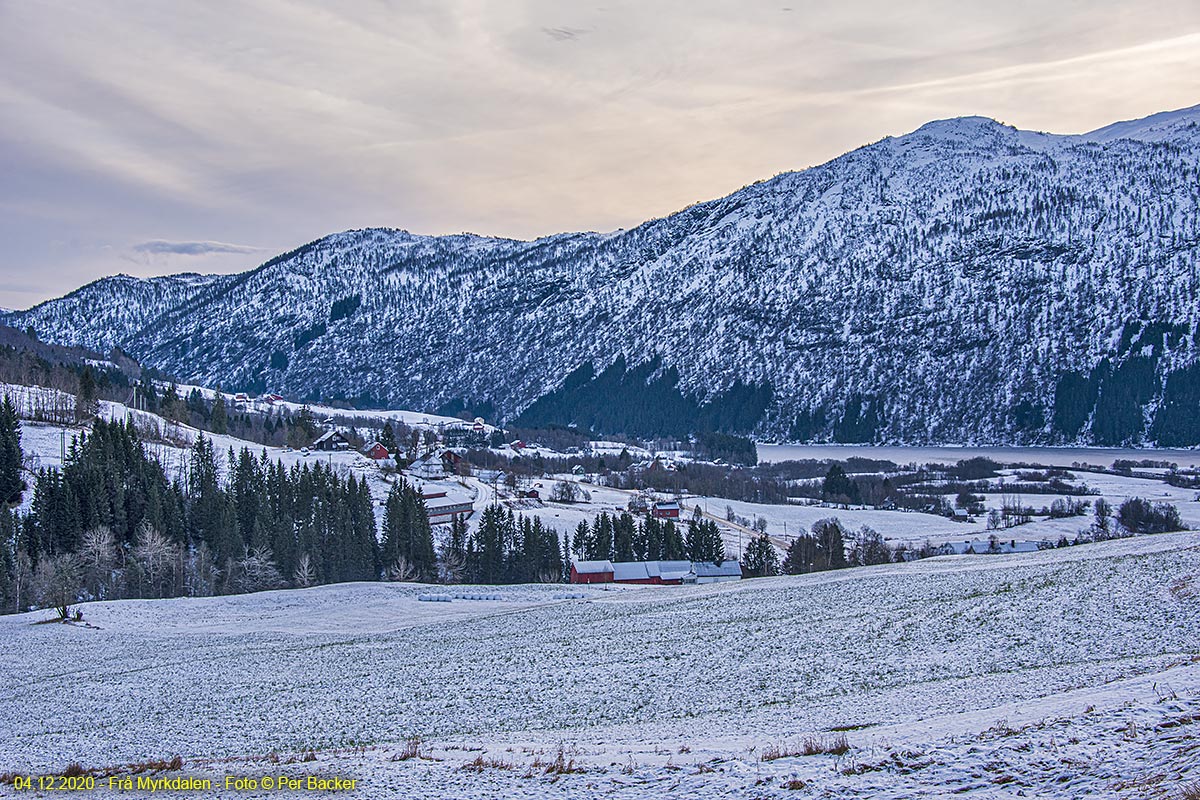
[13,272,235,355]
[8,105,1200,445]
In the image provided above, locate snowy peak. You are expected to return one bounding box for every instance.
[1082,102,1200,143]
[910,115,1014,142]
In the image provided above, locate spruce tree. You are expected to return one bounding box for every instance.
[379,422,398,454]
[642,515,663,560]
[821,465,860,505]
[470,504,508,584]
[571,520,591,558]
[0,396,24,505]
[661,520,685,560]
[743,533,779,577]
[591,513,614,560]
[381,478,435,581]
[211,392,228,435]
[781,534,816,574]
[440,513,468,583]
[75,367,98,422]
[686,518,725,564]
[187,433,239,564]
[613,512,636,561]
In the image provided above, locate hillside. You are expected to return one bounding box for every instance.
[2,533,1197,797]
[8,105,1200,445]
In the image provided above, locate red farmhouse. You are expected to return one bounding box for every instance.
[651,501,681,519]
[363,442,391,460]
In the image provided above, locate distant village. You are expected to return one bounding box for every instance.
[243,396,751,586]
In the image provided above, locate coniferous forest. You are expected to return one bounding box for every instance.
[0,407,580,615]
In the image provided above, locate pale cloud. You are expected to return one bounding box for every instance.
[130,240,264,256]
[1,0,1198,308]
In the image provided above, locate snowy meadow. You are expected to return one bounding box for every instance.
[2,531,1198,798]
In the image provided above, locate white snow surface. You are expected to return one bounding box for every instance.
[2,533,1198,798]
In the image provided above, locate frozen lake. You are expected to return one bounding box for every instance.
[757,443,1200,469]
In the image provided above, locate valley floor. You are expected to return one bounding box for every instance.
[2,532,1199,798]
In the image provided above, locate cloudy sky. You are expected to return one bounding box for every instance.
[2,1,1198,309]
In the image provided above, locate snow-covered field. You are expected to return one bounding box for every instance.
[161,382,495,432]
[2,533,1198,798]
[691,467,1200,557]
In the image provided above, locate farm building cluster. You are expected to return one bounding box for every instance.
[569,559,742,585]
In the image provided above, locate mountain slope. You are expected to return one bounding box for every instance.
[11,272,234,355]
[8,105,1200,445]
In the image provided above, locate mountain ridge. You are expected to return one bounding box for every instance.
[7,104,1200,445]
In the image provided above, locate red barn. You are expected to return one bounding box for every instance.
[651,500,681,519]
[570,560,614,584]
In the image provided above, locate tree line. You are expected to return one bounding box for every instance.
[569,511,726,565]
[0,399,622,614]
